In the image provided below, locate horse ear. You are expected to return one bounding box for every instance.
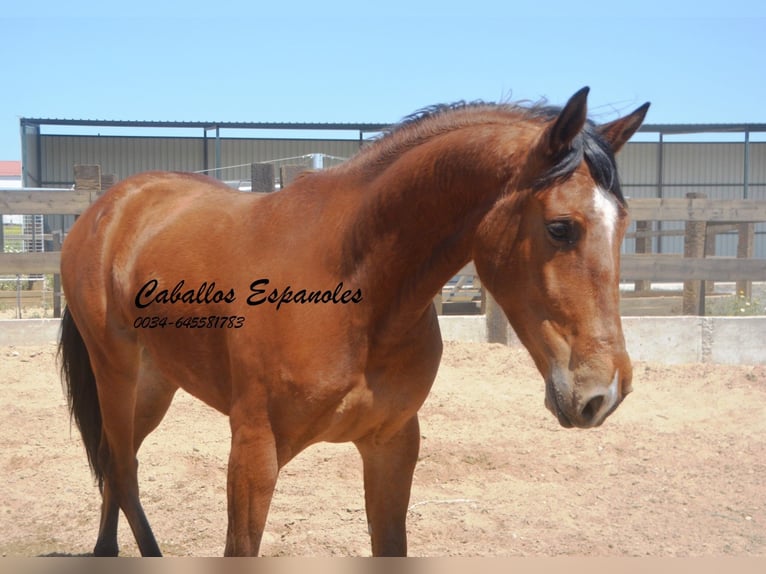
[543,86,590,158]
[598,102,651,153]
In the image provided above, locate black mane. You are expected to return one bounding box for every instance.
[394,100,487,129]
[381,100,626,206]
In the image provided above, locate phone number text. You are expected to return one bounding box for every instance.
[133,315,245,329]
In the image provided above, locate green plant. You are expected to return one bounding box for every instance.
[707,291,765,316]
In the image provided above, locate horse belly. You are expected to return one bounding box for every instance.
[314,345,442,445]
[131,328,233,413]
[318,384,425,445]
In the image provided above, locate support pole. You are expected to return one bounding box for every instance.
[682,192,707,315]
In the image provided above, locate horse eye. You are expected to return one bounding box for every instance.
[546,220,577,244]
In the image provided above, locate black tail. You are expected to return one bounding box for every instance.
[59,307,105,490]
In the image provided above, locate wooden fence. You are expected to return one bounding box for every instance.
[1,166,765,323]
[622,193,765,315]
[445,194,766,324]
[0,163,299,277]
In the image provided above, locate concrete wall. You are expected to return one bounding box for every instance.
[438,315,766,365]
[0,319,61,347]
[1,316,764,365]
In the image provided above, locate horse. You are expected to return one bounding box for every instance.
[59,87,649,557]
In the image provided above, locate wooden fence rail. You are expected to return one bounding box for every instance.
[620,254,764,282]
[1,167,765,325]
[624,194,764,314]
[627,197,766,222]
[0,189,93,216]
[0,252,61,275]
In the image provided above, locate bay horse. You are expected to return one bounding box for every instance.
[59,87,649,557]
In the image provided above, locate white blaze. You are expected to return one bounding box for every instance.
[592,186,619,250]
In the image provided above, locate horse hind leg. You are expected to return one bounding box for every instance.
[93,473,120,556]
[91,355,177,557]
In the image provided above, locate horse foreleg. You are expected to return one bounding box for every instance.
[355,415,420,557]
[224,417,279,556]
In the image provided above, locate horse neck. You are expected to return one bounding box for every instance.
[339,126,526,328]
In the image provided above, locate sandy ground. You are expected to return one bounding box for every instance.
[1,340,764,557]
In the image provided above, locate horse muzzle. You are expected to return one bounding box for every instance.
[545,368,630,429]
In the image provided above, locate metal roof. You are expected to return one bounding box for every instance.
[20,118,390,134]
[640,123,766,135]
[20,117,766,135]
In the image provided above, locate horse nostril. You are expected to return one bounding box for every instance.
[580,394,605,423]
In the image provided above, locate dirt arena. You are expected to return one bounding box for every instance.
[1,340,764,557]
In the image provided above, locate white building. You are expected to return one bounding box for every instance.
[0,160,21,187]
[1,161,23,226]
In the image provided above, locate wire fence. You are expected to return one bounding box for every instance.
[193,153,350,190]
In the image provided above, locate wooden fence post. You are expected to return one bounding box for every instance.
[736,223,755,299]
[704,224,718,294]
[73,164,101,193]
[100,174,115,194]
[52,231,62,318]
[280,165,305,188]
[59,165,102,317]
[251,163,275,193]
[682,192,707,315]
[485,291,508,344]
[433,292,443,314]
[633,220,651,293]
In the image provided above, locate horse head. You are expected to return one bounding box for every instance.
[473,88,649,428]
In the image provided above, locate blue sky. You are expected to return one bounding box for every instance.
[1,0,765,160]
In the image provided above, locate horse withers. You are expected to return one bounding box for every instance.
[59,87,648,556]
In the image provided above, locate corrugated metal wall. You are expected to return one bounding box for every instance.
[618,142,766,258]
[37,135,363,186]
[213,138,361,182]
[40,136,206,185]
[29,134,766,258]
[749,143,766,191]
[618,142,766,198]
[20,123,41,187]
[615,142,659,187]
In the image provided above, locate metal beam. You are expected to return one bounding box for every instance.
[20,117,766,135]
[20,117,391,133]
